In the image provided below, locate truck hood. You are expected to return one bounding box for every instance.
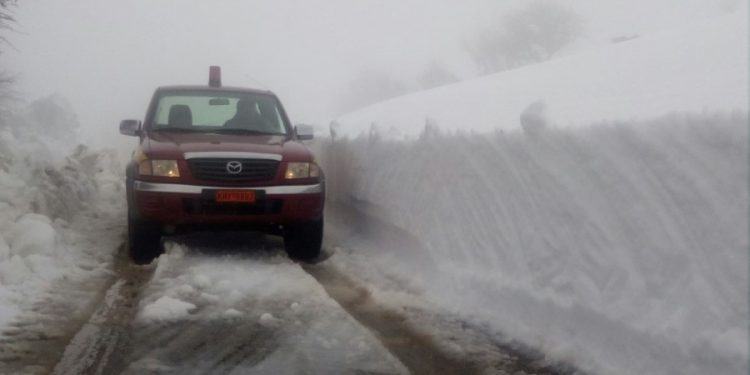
[143,132,314,162]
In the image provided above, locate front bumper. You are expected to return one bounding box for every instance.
[132,181,324,226]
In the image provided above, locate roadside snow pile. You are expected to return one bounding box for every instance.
[335,7,747,139]
[321,113,748,375]
[0,96,124,330]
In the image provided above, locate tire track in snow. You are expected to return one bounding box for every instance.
[0,271,116,375]
[0,221,126,375]
[52,245,154,375]
[303,263,482,375]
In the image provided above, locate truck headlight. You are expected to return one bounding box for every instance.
[285,162,320,179]
[138,160,180,177]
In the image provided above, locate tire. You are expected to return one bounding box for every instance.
[283,218,323,261]
[128,217,162,265]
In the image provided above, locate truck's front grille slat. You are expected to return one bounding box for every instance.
[188,158,279,182]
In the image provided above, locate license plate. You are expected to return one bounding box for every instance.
[215,190,256,203]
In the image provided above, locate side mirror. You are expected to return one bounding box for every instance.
[119,119,142,136]
[295,124,314,141]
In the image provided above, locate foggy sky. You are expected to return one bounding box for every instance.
[3,0,736,144]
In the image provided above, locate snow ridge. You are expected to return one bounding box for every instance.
[0,114,124,333]
[320,112,748,375]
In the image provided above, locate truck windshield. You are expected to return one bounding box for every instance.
[151,91,289,135]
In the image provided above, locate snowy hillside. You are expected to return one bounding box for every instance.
[335,8,747,138]
[320,113,748,374]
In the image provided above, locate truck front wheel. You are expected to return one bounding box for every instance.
[128,217,162,265]
[283,218,323,261]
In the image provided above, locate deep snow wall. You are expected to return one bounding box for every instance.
[320,113,748,375]
[0,97,124,333]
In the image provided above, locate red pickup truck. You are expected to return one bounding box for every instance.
[120,67,324,264]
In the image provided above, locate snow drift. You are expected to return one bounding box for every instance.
[335,8,747,139]
[320,113,748,375]
[0,96,124,331]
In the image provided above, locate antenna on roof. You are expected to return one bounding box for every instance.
[242,74,270,90]
[209,66,222,87]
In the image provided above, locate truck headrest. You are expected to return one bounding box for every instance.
[168,105,193,128]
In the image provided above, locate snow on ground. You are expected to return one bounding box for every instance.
[334,7,747,139]
[0,100,125,335]
[139,296,197,322]
[128,238,407,374]
[319,113,748,375]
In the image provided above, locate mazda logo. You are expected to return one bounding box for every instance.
[226,161,243,174]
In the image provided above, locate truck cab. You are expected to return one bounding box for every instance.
[120,67,324,264]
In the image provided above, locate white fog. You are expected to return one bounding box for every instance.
[0,1,746,374]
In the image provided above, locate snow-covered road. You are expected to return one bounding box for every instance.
[1,219,575,375]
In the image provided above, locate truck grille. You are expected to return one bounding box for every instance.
[188,158,279,182]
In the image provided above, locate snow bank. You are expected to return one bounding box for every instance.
[320,113,748,375]
[0,98,124,331]
[335,8,747,139]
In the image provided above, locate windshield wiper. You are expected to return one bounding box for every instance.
[211,128,286,136]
